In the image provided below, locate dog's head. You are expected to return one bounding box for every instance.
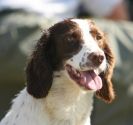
[26,19,115,103]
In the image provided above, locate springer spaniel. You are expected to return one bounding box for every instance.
[0,19,115,125]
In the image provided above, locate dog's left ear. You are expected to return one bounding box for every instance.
[26,30,55,98]
[96,40,115,103]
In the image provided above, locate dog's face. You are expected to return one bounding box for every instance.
[26,19,115,103]
[64,19,106,91]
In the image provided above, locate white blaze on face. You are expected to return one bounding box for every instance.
[66,19,106,73]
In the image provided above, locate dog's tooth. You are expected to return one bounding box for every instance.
[77,71,81,77]
[72,68,76,74]
[77,73,80,77]
[74,70,77,74]
[83,77,86,83]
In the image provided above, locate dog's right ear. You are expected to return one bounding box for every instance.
[26,30,53,98]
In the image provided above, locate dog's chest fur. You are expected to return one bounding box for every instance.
[1,72,94,125]
[44,71,94,125]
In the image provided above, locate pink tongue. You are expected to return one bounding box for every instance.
[82,71,102,90]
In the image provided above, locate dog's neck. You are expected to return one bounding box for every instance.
[44,71,94,125]
[1,71,94,125]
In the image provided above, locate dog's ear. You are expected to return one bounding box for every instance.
[26,30,54,98]
[96,41,115,103]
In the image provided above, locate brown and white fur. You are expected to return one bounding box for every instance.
[0,19,115,125]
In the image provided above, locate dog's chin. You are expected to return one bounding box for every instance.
[65,64,103,91]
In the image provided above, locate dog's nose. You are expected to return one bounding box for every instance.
[88,52,104,66]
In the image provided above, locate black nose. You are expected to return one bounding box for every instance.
[88,52,104,66]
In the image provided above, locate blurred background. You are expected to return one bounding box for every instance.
[0,0,133,125]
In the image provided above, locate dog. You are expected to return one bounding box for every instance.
[0,18,115,125]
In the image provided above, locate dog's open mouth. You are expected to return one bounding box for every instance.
[65,64,102,91]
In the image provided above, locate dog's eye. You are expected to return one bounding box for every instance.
[67,37,77,46]
[96,34,102,40]
[90,30,102,41]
